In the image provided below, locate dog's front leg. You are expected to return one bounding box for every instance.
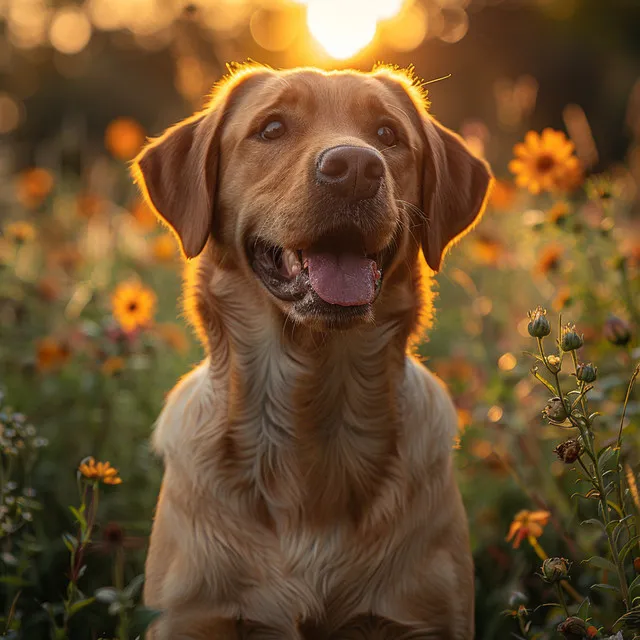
[374,543,474,640]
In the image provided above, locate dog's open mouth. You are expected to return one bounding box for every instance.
[246,229,393,311]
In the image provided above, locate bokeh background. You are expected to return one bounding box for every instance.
[0,0,639,638]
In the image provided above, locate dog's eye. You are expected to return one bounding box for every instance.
[261,120,286,140]
[376,125,396,146]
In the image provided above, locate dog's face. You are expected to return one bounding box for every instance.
[134,66,491,330]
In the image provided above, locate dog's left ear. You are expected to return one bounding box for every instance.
[420,117,492,272]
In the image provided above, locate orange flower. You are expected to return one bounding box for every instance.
[101,356,125,376]
[130,199,157,231]
[154,323,189,353]
[48,245,84,273]
[4,221,36,245]
[16,168,54,207]
[552,286,572,311]
[111,281,156,333]
[36,337,70,372]
[152,234,177,262]
[36,276,62,302]
[78,457,122,485]
[506,509,551,548]
[546,201,570,225]
[535,243,564,275]
[105,117,145,161]
[470,234,504,266]
[488,179,516,211]
[77,193,105,219]
[509,129,582,194]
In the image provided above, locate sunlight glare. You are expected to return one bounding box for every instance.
[306,0,406,60]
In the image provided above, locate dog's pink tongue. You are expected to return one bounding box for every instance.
[305,251,377,306]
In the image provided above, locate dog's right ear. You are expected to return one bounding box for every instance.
[132,109,220,260]
[132,68,268,259]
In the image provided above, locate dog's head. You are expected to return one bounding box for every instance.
[133,65,491,330]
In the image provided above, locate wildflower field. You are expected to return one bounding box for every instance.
[1,0,639,638]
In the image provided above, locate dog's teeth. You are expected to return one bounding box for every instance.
[281,248,301,278]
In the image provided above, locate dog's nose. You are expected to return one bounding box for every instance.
[316,145,384,201]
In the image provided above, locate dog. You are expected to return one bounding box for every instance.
[133,64,492,639]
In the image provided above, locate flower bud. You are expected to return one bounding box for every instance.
[561,324,584,351]
[575,362,597,383]
[541,557,571,583]
[554,439,583,463]
[603,315,632,347]
[634,557,640,573]
[544,397,568,423]
[508,590,528,609]
[527,306,551,338]
[546,354,562,373]
[557,617,589,640]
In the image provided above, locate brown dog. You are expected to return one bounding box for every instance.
[133,64,491,639]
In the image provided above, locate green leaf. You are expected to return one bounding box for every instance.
[61,533,78,553]
[576,597,591,618]
[124,574,145,600]
[132,606,163,636]
[581,518,606,532]
[0,576,31,587]
[619,535,640,563]
[585,556,618,575]
[94,587,119,605]
[67,597,95,617]
[629,574,640,601]
[597,446,616,471]
[591,583,621,596]
[68,506,87,530]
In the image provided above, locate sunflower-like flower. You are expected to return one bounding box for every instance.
[506,509,551,548]
[4,221,36,245]
[509,129,582,194]
[111,281,157,333]
[78,457,123,485]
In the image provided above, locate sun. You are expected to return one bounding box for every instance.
[304,0,405,60]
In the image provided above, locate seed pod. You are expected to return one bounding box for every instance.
[541,557,571,583]
[544,397,568,423]
[576,362,597,383]
[603,315,632,347]
[557,617,589,640]
[561,324,584,351]
[554,439,583,463]
[527,306,551,338]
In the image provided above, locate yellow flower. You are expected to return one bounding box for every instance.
[152,234,177,262]
[509,129,582,194]
[5,221,36,245]
[78,457,123,485]
[506,509,551,548]
[111,281,157,333]
[105,117,145,161]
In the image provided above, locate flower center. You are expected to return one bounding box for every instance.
[535,153,555,173]
[127,301,138,312]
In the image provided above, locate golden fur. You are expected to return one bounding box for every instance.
[133,64,492,639]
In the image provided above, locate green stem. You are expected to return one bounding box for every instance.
[540,341,631,610]
[555,582,570,617]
